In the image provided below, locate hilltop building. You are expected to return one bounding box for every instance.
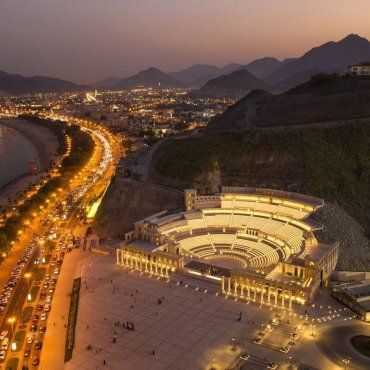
[347,62,370,76]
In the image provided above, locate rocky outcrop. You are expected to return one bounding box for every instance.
[314,202,370,271]
[93,180,184,240]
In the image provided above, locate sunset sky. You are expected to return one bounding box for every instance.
[1,0,370,83]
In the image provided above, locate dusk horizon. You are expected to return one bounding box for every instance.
[1,0,370,83]
[0,1,369,370]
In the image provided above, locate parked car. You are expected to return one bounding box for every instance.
[32,357,40,365]
[0,331,8,341]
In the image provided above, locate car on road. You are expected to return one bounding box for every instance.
[267,363,277,369]
[32,357,40,365]
[24,348,31,357]
[30,325,37,333]
[0,350,6,360]
[27,335,34,344]
[280,346,289,353]
[44,304,51,312]
[240,353,250,361]
[40,291,46,299]
[0,331,8,341]
[46,295,52,303]
[37,304,43,311]
[48,287,55,293]
[290,333,299,340]
[53,268,60,275]
[253,338,262,345]
[34,341,43,350]
[1,338,9,350]
[32,314,39,323]
[50,279,57,285]
[41,313,47,321]
[43,282,49,289]
[40,326,46,334]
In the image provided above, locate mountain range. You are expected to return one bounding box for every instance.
[0,71,86,95]
[1,34,370,96]
[196,70,267,98]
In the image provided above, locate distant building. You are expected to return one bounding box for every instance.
[332,281,370,322]
[347,62,370,76]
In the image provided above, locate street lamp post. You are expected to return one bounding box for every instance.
[311,323,316,337]
[231,338,236,351]
[289,356,292,369]
[24,272,31,291]
[342,357,350,370]
[8,317,16,337]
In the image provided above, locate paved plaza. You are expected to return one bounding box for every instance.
[65,254,369,370]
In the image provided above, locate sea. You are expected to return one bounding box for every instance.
[0,124,38,190]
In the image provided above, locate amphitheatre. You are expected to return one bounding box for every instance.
[115,187,338,308]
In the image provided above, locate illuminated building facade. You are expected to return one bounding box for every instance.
[116,187,339,307]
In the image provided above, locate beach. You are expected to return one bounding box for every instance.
[0,117,60,212]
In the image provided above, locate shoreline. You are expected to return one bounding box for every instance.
[0,172,29,192]
[0,118,60,210]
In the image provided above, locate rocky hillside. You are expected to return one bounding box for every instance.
[151,124,370,271]
[93,180,184,240]
[313,203,370,272]
[208,75,370,130]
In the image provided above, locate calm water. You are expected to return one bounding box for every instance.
[0,124,38,189]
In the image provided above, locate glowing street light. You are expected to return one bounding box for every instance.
[8,317,16,336]
[342,357,350,370]
[24,272,31,290]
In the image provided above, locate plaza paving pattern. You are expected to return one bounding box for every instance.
[65,254,368,370]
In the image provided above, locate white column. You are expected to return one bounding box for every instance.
[227,278,231,293]
[247,285,251,299]
[282,291,285,308]
[253,287,257,300]
[221,276,225,292]
[267,287,271,303]
[150,261,153,273]
[275,289,278,305]
[240,285,244,298]
[234,281,238,295]
[260,288,264,304]
[289,292,292,310]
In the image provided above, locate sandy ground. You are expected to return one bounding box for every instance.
[0,118,60,210]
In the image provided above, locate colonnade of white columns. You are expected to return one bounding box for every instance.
[221,276,293,309]
[116,249,172,278]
